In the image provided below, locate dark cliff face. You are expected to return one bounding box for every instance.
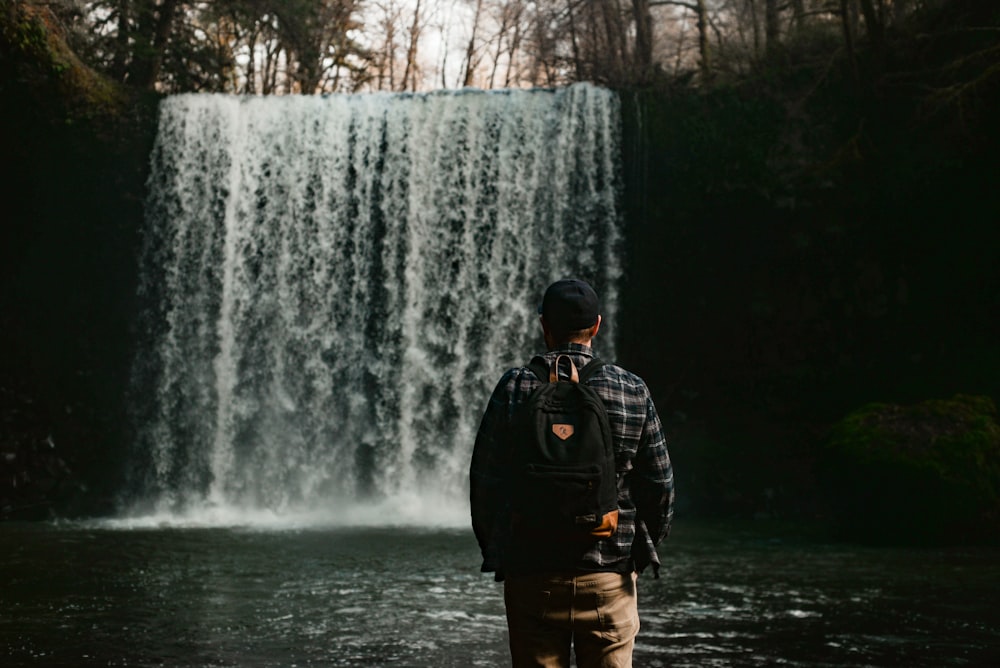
[1,1,998,532]
[615,20,1000,522]
[1,2,159,518]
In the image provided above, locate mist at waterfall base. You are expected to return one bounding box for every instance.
[125,84,622,527]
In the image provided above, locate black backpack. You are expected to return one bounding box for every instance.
[509,354,619,541]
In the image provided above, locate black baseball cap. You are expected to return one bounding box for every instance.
[539,279,600,331]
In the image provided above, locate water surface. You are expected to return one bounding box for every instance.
[3,521,998,666]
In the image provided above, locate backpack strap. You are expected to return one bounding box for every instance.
[549,355,580,383]
[526,356,550,384]
[579,357,605,383]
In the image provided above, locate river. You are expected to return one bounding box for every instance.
[3,520,997,667]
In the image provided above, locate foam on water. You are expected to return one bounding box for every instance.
[127,84,623,526]
[98,491,470,530]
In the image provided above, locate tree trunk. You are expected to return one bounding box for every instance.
[128,0,181,90]
[840,0,859,85]
[488,6,511,89]
[402,0,422,92]
[746,0,760,59]
[631,0,653,83]
[790,0,805,32]
[764,0,780,56]
[503,12,523,88]
[603,0,627,84]
[567,0,583,83]
[297,46,322,94]
[388,25,397,90]
[857,0,884,49]
[245,31,257,94]
[672,11,688,76]
[462,0,484,87]
[111,0,130,82]
[696,0,711,82]
[262,40,278,95]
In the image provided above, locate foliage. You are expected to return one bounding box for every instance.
[819,395,1000,544]
[50,0,370,93]
[11,0,995,93]
[0,0,126,118]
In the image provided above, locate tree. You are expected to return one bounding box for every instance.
[401,0,425,91]
[58,0,369,93]
[652,0,711,82]
[264,0,366,93]
[486,0,526,88]
[128,0,180,88]
[632,0,655,81]
[44,0,939,93]
[764,0,779,56]
[460,0,484,86]
[59,0,185,90]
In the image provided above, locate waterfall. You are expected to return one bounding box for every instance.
[128,84,624,525]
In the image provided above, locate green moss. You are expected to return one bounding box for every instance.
[820,395,1000,545]
[1,1,128,123]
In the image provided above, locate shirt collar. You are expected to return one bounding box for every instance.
[549,342,595,357]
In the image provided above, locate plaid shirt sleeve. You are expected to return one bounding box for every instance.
[469,369,518,575]
[471,344,674,578]
[628,384,675,573]
[590,360,674,576]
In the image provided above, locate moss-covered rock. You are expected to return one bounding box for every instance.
[0,1,127,120]
[820,395,1000,545]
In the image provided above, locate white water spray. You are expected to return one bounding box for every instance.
[129,84,624,526]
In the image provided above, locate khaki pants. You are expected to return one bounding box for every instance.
[503,571,640,668]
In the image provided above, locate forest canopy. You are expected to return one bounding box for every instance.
[24,0,948,94]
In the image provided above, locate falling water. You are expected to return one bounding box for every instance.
[127,84,623,525]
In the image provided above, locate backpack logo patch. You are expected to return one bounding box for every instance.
[552,424,574,440]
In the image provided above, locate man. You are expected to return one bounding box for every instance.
[471,278,674,668]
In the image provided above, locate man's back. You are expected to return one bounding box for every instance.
[471,343,673,578]
[470,278,674,668]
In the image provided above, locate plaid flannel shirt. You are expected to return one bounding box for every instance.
[471,342,674,580]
